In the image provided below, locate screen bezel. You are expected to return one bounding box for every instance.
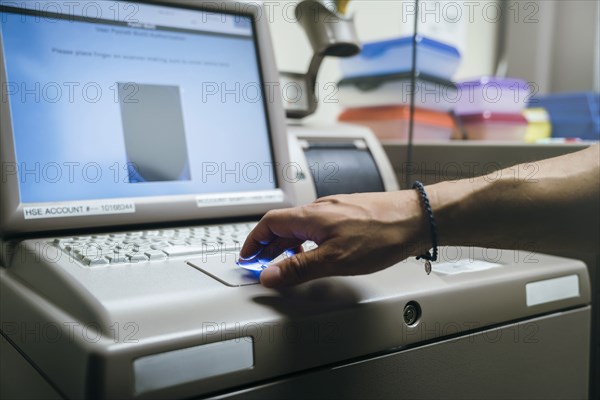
[0,0,294,238]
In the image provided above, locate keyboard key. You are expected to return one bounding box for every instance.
[79,246,103,258]
[128,253,149,262]
[64,241,85,250]
[107,253,128,264]
[100,247,118,256]
[161,245,206,257]
[91,235,109,240]
[151,242,170,250]
[115,245,134,253]
[83,257,110,266]
[145,250,167,261]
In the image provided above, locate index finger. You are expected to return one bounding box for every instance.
[239,207,310,262]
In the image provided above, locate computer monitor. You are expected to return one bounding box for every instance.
[0,0,293,236]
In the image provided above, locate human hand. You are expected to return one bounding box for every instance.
[238,191,429,288]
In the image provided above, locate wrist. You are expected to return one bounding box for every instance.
[385,190,431,258]
[426,177,489,247]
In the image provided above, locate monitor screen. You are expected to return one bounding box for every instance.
[0,1,279,205]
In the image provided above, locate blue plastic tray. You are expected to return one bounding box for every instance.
[340,35,461,81]
[529,92,600,140]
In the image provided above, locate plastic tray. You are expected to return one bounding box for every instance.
[523,108,551,143]
[337,72,458,112]
[339,106,455,141]
[455,77,531,115]
[529,92,600,140]
[459,112,528,141]
[340,36,461,81]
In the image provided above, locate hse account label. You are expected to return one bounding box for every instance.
[24,202,136,220]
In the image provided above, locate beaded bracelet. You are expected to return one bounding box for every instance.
[412,181,438,275]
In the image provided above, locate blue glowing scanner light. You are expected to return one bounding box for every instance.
[236,248,303,273]
[236,259,269,273]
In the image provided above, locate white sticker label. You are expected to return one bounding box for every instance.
[24,201,136,220]
[526,275,579,307]
[433,259,502,275]
[196,190,284,208]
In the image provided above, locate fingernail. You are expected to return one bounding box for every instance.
[260,265,282,288]
[239,253,257,262]
[239,248,261,261]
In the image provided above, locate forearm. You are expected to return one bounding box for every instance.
[242,145,598,288]
[428,145,600,254]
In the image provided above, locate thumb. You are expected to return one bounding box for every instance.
[260,247,331,288]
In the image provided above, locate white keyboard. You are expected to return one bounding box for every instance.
[52,222,257,266]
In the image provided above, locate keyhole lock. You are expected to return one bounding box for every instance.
[403,301,421,326]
